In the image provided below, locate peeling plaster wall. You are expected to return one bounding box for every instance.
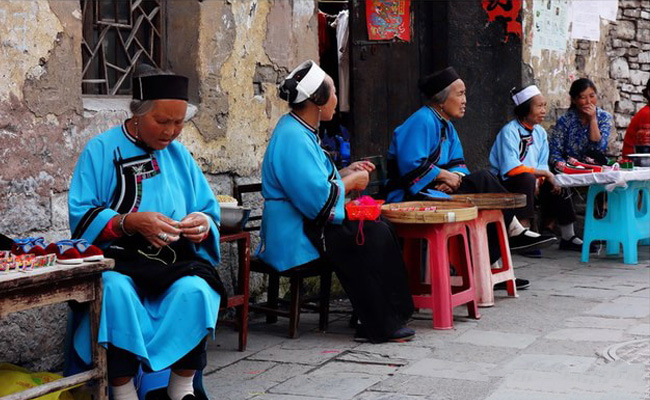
[522,0,646,156]
[0,0,318,371]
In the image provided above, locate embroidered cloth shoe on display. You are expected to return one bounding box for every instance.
[70,239,104,262]
[11,237,48,257]
[46,241,84,265]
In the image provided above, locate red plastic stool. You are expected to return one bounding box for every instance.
[450,193,525,307]
[395,221,481,330]
[468,209,517,307]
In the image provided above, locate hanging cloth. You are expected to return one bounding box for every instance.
[334,10,350,112]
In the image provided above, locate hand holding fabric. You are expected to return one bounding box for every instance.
[343,170,370,193]
[180,212,210,243]
[340,160,375,177]
[127,212,181,248]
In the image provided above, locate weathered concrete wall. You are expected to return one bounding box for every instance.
[0,0,318,372]
[522,0,647,156]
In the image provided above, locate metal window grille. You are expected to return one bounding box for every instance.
[81,0,165,95]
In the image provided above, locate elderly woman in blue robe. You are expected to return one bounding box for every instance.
[68,66,223,400]
[258,60,414,343]
[385,67,559,288]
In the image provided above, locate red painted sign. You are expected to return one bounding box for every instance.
[482,0,522,40]
[366,0,410,42]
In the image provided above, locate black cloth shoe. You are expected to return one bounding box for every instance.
[509,230,557,253]
[494,278,530,291]
[388,326,415,343]
[354,327,370,342]
[520,249,542,258]
[559,236,597,253]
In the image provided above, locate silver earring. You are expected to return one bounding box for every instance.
[134,119,139,140]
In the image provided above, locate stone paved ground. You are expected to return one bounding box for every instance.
[205,246,650,400]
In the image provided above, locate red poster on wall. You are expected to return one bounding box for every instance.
[365,0,410,42]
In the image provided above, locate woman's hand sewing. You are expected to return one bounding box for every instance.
[339,160,375,177]
[180,213,210,243]
[342,170,370,193]
[125,212,181,248]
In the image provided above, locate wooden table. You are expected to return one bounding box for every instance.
[220,231,250,351]
[0,259,114,400]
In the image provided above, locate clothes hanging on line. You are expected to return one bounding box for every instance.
[333,10,350,112]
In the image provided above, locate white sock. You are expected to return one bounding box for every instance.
[508,216,539,237]
[111,378,138,400]
[167,371,195,400]
[559,224,577,241]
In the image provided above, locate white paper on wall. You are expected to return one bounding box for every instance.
[532,0,570,53]
[571,0,600,41]
[598,0,618,21]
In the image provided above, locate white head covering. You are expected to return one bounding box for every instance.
[512,85,542,106]
[284,60,326,104]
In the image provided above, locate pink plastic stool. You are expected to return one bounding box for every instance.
[395,221,481,330]
[468,209,517,307]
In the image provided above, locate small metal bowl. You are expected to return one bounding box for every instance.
[220,206,252,233]
[627,153,650,167]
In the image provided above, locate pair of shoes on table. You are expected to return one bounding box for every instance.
[354,325,415,343]
[46,239,104,264]
[559,236,598,253]
[509,229,557,253]
[494,278,530,291]
[12,237,48,256]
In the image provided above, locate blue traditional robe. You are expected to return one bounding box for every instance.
[68,124,221,371]
[386,106,469,202]
[489,119,550,180]
[258,113,346,271]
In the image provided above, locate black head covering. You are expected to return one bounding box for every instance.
[132,74,189,101]
[419,67,461,99]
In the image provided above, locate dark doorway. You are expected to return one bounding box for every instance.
[347,0,522,171]
[348,0,448,161]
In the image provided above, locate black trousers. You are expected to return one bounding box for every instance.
[107,338,207,380]
[500,173,537,221]
[501,172,576,227]
[322,218,414,343]
[454,170,515,227]
[428,169,514,263]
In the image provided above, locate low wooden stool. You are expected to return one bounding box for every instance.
[382,201,481,330]
[450,193,526,307]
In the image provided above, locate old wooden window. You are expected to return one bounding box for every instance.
[81,0,165,96]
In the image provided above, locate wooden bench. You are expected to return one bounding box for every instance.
[0,259,114,400]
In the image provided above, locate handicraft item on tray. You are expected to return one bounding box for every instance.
[381,201,478,224]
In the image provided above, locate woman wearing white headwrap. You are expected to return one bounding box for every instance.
[258,60,414,343]
[489,85,593,253]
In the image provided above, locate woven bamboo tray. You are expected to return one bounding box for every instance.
[381,201,477,224]
[449,193,527,210]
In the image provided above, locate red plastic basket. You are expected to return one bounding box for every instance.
[345,200,385,220]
